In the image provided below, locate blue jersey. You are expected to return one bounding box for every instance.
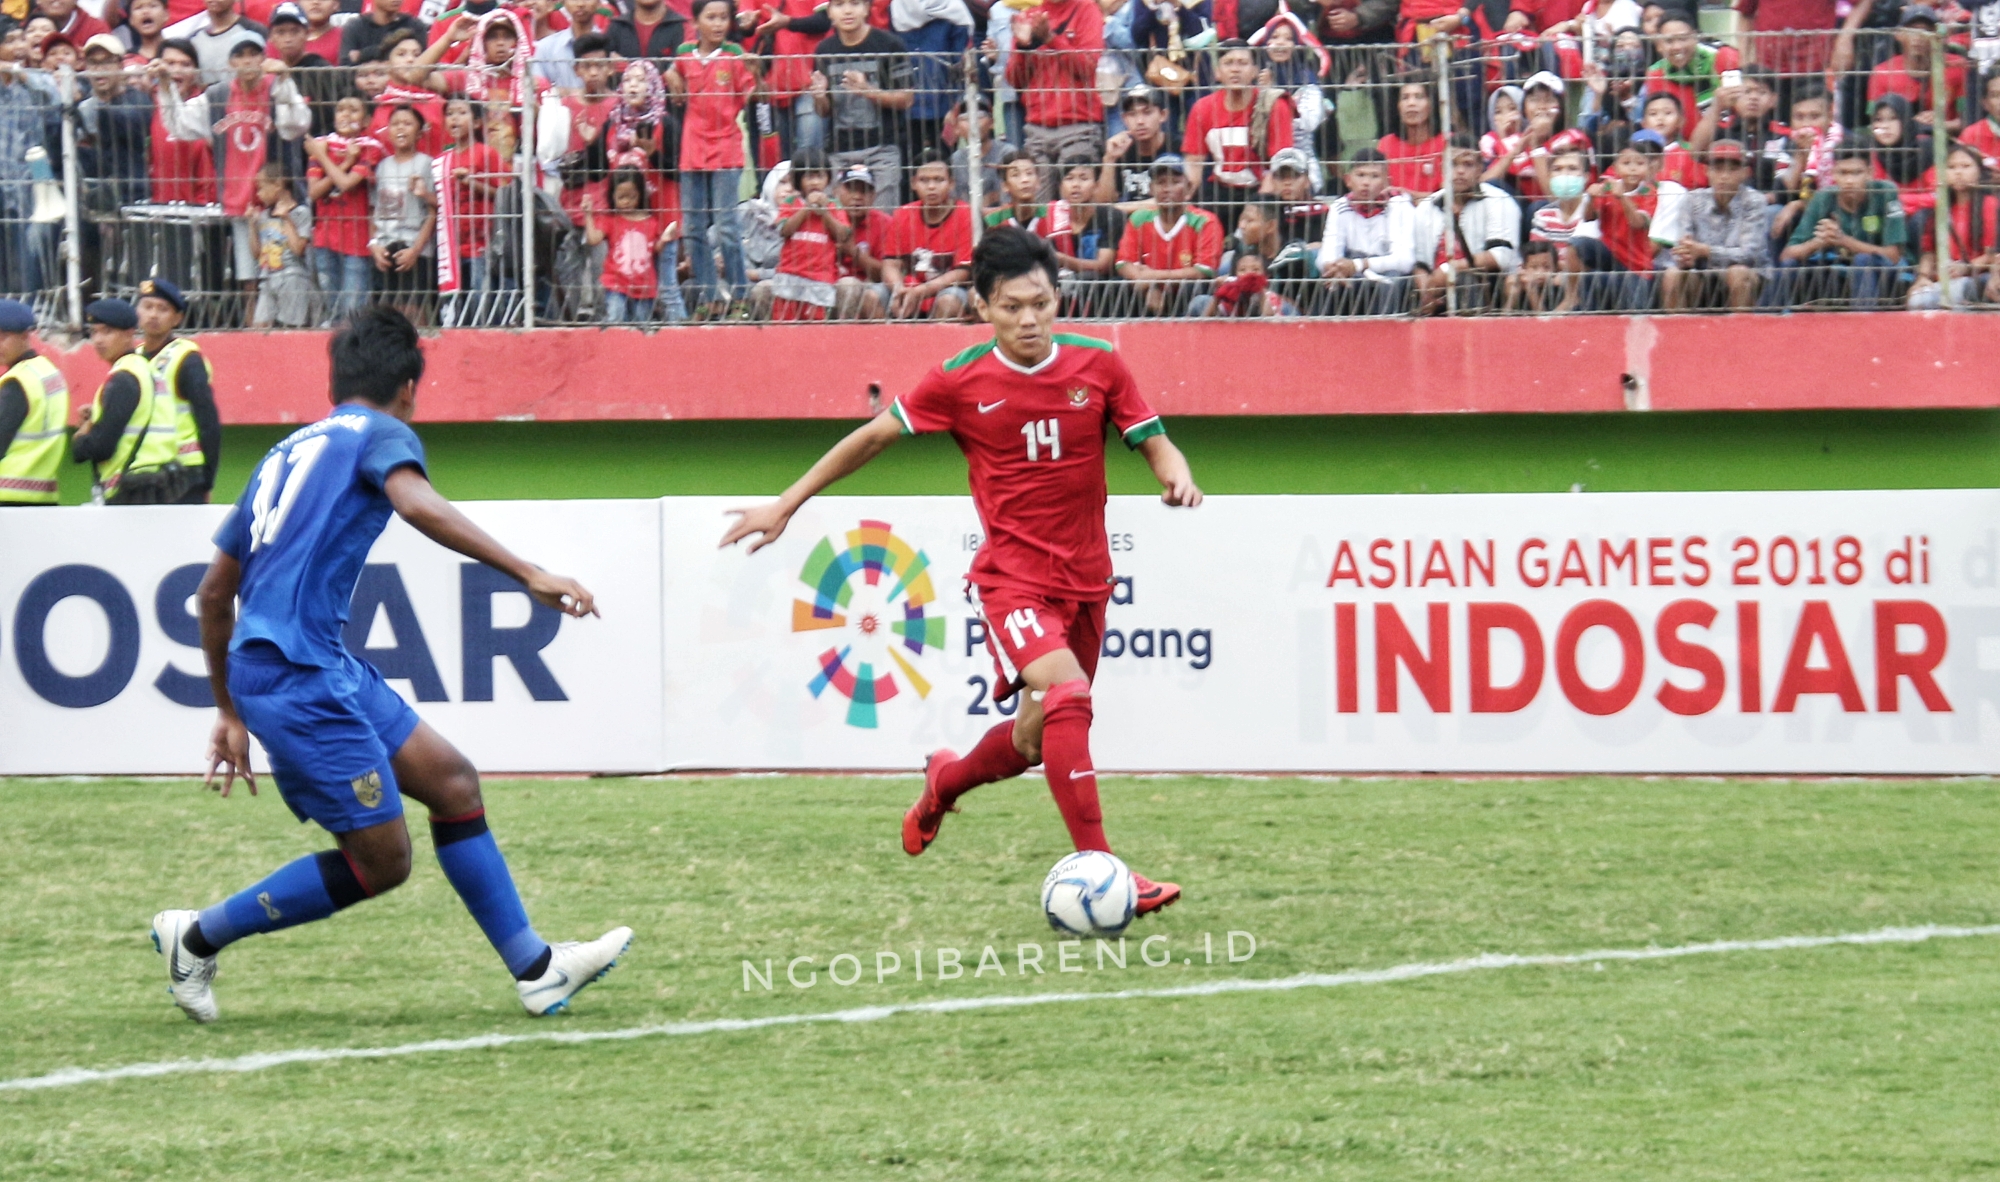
[215,405,427,668]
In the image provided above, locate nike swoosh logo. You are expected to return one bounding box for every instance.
[524,969,572,996]
[1070,770,1095,779]
[977,401,1006,413]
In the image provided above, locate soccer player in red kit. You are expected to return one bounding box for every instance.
[721,226,1202,915]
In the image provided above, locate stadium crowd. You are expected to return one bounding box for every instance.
[2,0,1998,323]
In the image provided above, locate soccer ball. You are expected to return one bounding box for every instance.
[1041,850,1137,937]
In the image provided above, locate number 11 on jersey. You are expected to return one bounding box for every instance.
[1021,418,1062,462]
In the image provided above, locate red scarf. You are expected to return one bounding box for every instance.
[216,76,274,216]
[435,143,465,293]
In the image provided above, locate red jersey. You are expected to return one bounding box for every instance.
[838,205,894,279]
[778,197,849,283]
[600,211,670,297]
[1001,0,1104,128]
[1658,143,1709,189]
[303,24,344,61]
[372,85,449,156]
[673,42,757,171]
[1868,55,1968,115]
[1923,191,2000,263]
[1182,90,1295,188]
[883,201,975,286]
[1963,119,2000,168]
[1595,185,1660,272]
[443,139,504,256]
[308,133,383,256]
[1116,205,1224,276]
[892,334,1164,600]
[1379,131,1446,196]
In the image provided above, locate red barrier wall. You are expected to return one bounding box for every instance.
[37,313,1998,423]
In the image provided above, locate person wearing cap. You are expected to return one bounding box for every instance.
[1866,6,1968,132]
[130,278,221,501]
[77,30,154,233]
[0,298,70,507]
[1004,0,1107,202]
[1114,153,1224,315]
[265,2,339,137]
[833,163,894,319]
[71,298,192,504]
[1097,84,1170,207]
[1661,138,1770,309]
[1182,39,1294,222]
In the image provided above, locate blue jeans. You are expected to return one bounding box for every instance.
[314,247,372,325]
[682,169,747,307]
[1775,252,1896,309]
[788,92,824,156]
[655,239,688,322]
[603,291,655,323]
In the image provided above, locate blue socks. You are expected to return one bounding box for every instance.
[196,850,368,949]
[187,814,550,981]
[430,811,551,980]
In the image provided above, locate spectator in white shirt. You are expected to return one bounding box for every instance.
[1318,147,1416,315]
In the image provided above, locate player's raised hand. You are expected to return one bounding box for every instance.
[525,569,600,618]
[204,714,258,798]
[721,502,792,552]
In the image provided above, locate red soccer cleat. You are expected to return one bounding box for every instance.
[902,749,957,856]
[1132,872,1181,916]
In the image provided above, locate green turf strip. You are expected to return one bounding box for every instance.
[2,774,1995,1179]
[50,409,2000,505]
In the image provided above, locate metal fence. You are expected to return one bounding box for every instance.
[3,18,1995,328]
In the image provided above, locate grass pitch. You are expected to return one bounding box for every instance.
[2,773,1997,1180]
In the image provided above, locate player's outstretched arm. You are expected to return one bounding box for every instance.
[196,551,256,798]
[384,467,600,618]
[720,409,904,552]
[1137,434,1203,508]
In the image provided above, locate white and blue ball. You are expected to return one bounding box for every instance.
[1040,850,1137,937]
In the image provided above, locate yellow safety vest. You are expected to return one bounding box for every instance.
[93,351,178,492]
[0,355,69,505]
[149,337,208,470]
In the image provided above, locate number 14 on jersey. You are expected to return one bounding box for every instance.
[1021,418,1061,462]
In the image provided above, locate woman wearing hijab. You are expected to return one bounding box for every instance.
[1867,93,1936,230]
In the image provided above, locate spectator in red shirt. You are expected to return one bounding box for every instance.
[1182,39,1293,226]
[303,93,382,323]
[668,0,757,317]
[584,168,680,321]
[1960,72,2000,168]
[1560,137,1663,310]
[1379,79,1445,197]
[1735,0,1839,89]
[832,163,893,318]
[1866,94,1935,223]
[297,0,342,63]
[1002,0,1105,200]
[1641,91,1708,187]
[1908,142,2000,308]
[881,150,975,318]
[437,96,512,325]
[1866,7,1966,135]
[146,39,218,204]
[761,148,852,320]
[35,0,114,52]
[371,30,448,155]
[1114,154,1224,315]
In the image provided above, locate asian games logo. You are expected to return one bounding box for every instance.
[792,520,944,728]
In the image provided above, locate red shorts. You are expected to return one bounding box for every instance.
[771,298,828,321]
[975,586,1105,701]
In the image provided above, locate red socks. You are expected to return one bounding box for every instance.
[1040,679,1109,853]
[936,720,1032,807]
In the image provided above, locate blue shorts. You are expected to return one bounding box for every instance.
[229,645,421,834]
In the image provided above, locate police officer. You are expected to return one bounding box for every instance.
[135,278,220,503]
[0,298,71,507]
[71,298,188,505]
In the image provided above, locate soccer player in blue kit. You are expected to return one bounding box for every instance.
[151,308,630,1022]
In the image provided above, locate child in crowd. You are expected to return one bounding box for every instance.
[1047,155,1123,292]
[832,165,893,320]
[304,94,381,324]
[671,0,757,317]
[558,34,620,318]
[1503,239,1562,311]
[768,150,851,321]
[984,149,1050,232]
[1480,85,1525,187]
[247,162,314,328]
[1204,251,1279,316]
[584,168,680,323]
[369,103,438,325]
[1560,138,1664,311]
[1641,92,1707,188]
[1773,83,1842,240]
[437,97,508,325]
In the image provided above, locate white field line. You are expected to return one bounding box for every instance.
[6,923,1996,1094]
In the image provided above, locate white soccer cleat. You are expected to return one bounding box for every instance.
[517,926,632,1016]
[150,909,219,1024]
